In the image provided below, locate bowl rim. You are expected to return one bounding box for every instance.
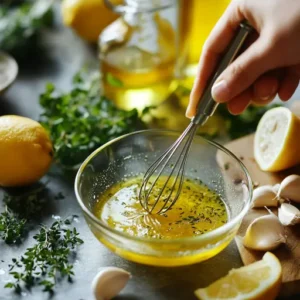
[74,129,253,245]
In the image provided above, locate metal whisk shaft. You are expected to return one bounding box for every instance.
[139,21,253,214]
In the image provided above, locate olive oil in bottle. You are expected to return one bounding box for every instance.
[98,1,178,111]
[179,0,231,78]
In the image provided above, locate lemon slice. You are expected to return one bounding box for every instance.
[195,252,282,300]
[254,107,300,171]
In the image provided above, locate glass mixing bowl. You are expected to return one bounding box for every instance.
[75,130,252,267]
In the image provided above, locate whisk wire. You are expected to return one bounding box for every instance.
[140,124,196,214]
[139,124,193,212]
[142,123,193,185]
[156,125,197,214]
[148,128,192,213]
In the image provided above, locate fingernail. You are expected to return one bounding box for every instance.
[212,80,230,103]
[185,106,194,119]
[185,104,191,117]
[260,96,272,101]
[255,84,277,102]
[185,108,190,118]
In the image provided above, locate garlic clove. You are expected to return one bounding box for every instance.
[278,203,300,226]
[277,174,300,203]
[272,183,281,194]
[251,185,278,208]
[243,214,286,251]
[92,267,131,300]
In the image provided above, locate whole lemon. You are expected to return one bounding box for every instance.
[0,115,53,187]
[61,0,117,42]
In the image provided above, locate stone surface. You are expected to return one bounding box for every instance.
[0,4,299,300]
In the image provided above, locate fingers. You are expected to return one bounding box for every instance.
[224,67,299,114]
[186,0,245,118]
[278,68,300,101]
[251,94,276,107]
[226,71,279,115]
[252,71,280,105]
[186,0,300,119]
[211,37,274,103]
[227,88,252,115]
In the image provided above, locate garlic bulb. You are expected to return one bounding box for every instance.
[243,214,286,251]
[251,185,278,208]
[278,203,300,226]
[92,267,131,300]
[277,174,300,203]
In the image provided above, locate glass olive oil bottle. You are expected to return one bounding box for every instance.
[99,0,178,112]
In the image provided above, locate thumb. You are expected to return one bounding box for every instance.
[212,38,274,103]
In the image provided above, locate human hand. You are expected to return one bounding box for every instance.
[186,0,300,117]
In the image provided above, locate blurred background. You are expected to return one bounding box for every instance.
[1,0,299,141]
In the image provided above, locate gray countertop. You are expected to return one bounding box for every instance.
[0,170,242,300]
[1,5,300,300]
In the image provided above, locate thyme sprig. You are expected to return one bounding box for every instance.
[0,207,26,244]
[5,216,83,293]
[0,184,49,244]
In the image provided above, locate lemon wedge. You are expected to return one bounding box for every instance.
[195,252,282,300]
[254,107,300,171]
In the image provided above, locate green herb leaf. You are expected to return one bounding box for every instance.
[0,208,26,244]
[5,217,83,293]
[0,184,65,244]
[39,70,147,168]
[106,72,124,87]
[4,283,14,288]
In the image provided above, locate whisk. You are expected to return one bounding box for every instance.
[139,21,253,214]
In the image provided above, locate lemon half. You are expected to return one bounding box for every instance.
[254,107,300,172]
[195,252,282,300]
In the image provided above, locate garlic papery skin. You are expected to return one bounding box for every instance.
[272,183,281,194]
[251,185,278,208]
[243,214,286,251]
[278,203,300,226]
[278,174,300,203]
[92,267,131,300]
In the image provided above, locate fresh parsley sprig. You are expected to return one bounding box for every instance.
[5,216,83,293]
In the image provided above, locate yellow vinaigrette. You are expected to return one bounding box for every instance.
[94,177,228,239]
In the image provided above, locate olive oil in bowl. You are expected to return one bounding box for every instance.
[94,176,228,241]
[76,131,252,267]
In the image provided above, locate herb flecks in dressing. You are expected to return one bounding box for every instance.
[94,177,228,239]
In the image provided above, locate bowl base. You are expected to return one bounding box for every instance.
[100,237,232,267]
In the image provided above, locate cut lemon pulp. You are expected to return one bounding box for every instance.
[254,107,300,171]
[195,252,282,300]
